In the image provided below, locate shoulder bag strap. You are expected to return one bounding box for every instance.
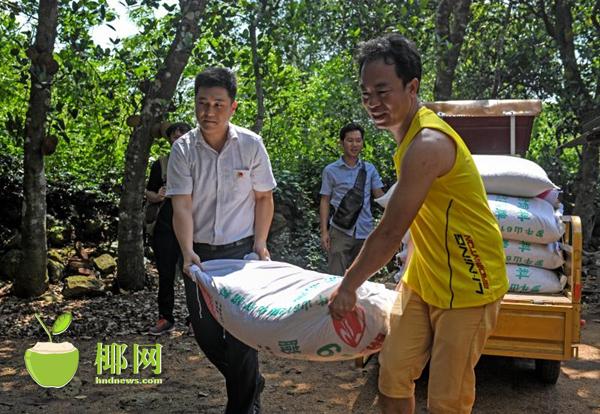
[354,162,367,191]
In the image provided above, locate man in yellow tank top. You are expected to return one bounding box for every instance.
[329,34,508,414]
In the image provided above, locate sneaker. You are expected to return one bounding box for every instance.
[148,318,175,336]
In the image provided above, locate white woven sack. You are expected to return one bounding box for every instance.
[374,179,562,211]
[536,188,562,209]
[375,182,396,208]
[506,264,566,294]
[473,155,558,197]
[190,260,398,362]
[503,240,564,269]
[488,194,564,243]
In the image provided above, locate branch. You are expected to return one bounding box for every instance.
[0,0,37,19]
[536,0,557,41]
[436,0,451,41]
[593,0,600,33]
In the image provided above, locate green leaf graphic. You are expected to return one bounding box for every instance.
[51,312,72,335]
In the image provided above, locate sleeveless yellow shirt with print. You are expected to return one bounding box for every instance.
[394,107,508,309]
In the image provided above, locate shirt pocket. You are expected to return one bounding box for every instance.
[234,169,253,193]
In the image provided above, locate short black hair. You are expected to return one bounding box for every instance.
[357,33,422,86]
[166,122,191,138]
[339,122,364,141]
[194,67,237,100]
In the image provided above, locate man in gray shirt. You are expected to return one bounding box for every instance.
[167,67,276,414]
[320,122,384,275]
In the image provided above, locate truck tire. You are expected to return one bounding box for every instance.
[535,359,561,384]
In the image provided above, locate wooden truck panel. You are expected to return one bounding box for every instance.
[483,216,582,361]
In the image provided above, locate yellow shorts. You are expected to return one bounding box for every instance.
[378,284,501,414]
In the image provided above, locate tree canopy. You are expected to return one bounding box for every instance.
[0,0,598,294]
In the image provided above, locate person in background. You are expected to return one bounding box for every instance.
[320,122,384,275]
[167,67,276,414]
[146,122,192,336]
[328,34,508,414]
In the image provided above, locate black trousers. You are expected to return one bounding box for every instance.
[183,239,261,414]
[152,227,181,323]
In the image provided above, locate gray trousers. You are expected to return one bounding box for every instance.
[328,226,365,276]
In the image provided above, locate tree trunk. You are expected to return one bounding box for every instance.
[14,0,59,298]
[537,0,598,246]
[433,0,472,100]
[490,3,513,98]
[117,0,208,291]
[574,142,599,245]
[249,0,271,135]
[250,16,265,134]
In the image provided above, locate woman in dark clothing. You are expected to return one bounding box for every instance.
[146,122,191,335]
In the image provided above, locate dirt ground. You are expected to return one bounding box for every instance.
[2,259,599,414]
[1,312,599,414]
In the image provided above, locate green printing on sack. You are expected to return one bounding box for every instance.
[317,343,342,357]
[519,241,531,252]
[516,267,530,279]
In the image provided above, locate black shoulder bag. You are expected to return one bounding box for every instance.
[331,163,366,230]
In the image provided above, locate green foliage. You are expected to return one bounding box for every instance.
[0,12,29,157]
[457,1,562,99]
[1,0,598,256]
[527,103,581,211]
[270,168,325,270]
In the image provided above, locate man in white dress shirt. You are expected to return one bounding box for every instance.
[167,67,276,414]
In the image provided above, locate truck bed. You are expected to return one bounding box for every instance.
[483,216,582,361]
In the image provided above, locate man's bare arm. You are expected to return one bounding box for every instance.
[146,188,166,203]
[171,194,201,276]
[372,187,385,199]
[319,195,331,251]
[254,189,274,260]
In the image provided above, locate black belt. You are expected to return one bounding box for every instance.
[194,236,253,252]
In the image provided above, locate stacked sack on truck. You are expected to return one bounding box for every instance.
[473,155,567,294]
[375,155,566,293]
